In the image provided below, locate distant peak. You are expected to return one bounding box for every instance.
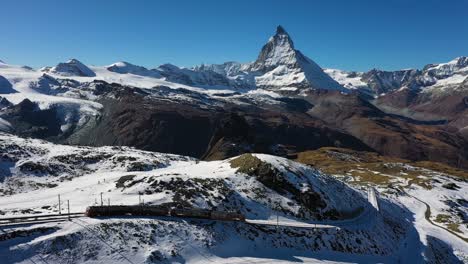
[111,61,133,67]
[67,58,83,64]
[453,56,468,65]
[48,58,95,77]
[276,25,288,35]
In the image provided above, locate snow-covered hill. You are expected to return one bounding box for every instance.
[1,133,466,263]
[0,133,431,263]
[0,133,367,221]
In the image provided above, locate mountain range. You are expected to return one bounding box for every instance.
[0,25,467,168]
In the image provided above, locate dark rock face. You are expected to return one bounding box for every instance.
[375,86,468,132]
[0,96,13,108]
[1,99,62,138]
[65,85,370,160]
[442,182,460,190]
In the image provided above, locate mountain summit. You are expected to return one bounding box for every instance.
[251,25,297,72]
[43,59,96,77]
[250,26,346,91]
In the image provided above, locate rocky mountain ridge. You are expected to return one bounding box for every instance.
[0,26,467,169]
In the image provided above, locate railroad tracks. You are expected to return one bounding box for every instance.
[0,201,377,230]
[0,213,85,227]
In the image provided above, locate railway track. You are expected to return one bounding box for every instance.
[0,189,380,229]
[0,212,355,230]
[0,213,85,227]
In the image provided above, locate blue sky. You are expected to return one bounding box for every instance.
[1,0,468,71]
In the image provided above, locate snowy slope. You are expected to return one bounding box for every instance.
[106,61,162,78]
[0,133,423,263]
[323,69,368,90]
[0,133,367,221]
[1,133,465,263]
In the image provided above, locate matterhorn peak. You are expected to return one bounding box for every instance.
[250,26,347,91]
[67,58,83,64]
[251,26,297,72]
[276,25,288,35]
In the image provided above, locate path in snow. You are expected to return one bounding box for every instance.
[408,193,468,243]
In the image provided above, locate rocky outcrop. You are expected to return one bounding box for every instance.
[0,99,62,139]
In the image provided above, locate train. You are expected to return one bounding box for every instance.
[85,205,245,222]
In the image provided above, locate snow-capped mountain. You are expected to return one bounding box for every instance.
[106,61,162,78]
[324,56,468,96]
[247,26,346,91]
[192,62,256,88]
[1,28,466,96]
[322,57,468,132]
[42,59,96,77]
[424,56,468,80]
[148,26,347,91]
[156,63,237,89]
[0,26,467,169]
[190,26,348,91]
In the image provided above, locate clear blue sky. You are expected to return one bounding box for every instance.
[1,0,467,71]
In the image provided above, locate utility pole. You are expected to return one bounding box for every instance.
[139,193,141,205]
[67,200,70,221]
[108,198,110,206]
[277,212,279,230]
[58,194,61,215]
[276,205,279,234]
[100,192,103,206]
